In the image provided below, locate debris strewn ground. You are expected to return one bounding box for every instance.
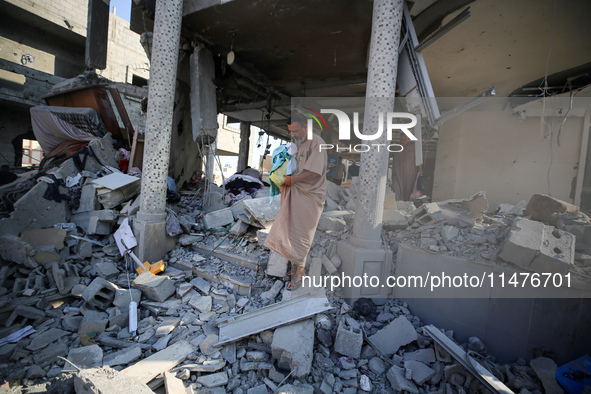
[0,138,588,393]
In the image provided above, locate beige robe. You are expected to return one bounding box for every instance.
[265,134,327,267]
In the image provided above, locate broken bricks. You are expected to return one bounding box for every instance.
[499,217,575,273]
[132,271,175,302]
[82,277,119,309]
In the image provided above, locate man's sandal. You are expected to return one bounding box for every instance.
[286,277,302,291]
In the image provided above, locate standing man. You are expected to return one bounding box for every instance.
[265,114,327,290]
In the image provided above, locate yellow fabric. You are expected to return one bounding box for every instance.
[269,161,288,188]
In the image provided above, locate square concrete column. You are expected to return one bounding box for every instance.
[338,0,404,302]
[134,0,184,261]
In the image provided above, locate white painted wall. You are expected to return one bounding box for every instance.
[433,99,584,210]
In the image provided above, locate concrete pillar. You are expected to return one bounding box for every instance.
[205,139,216,184]
[338,0,404,301]
[134,0,183,261]
[237,122,251,172]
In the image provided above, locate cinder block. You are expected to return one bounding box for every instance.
[499,218,544,267]
[334,320,363,359]
[412,203,444,225]
[267,251,288,278]
[203,208,234,229]
[272,319,314,377]
[133,272,175,302]
[5,306,45,327]
[530,226,575,273]
[82,277,119,309]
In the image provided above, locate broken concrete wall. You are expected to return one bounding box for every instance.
[433,105,583,210]
[167,54,203,189]
[395,244,591,364]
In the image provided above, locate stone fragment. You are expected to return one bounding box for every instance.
[203,208,234,229]
[412,203,444,225]
[33,341,69,367]
[499,218,545,266]
[74,366,154,393]
[387,365,419,394]
[276,384,314,394]
[133,272,175,302]
[247,384,270,394]
[367,316,418,356]
[272,319,314,377]
[317,215,346,232]
[404,360,435,385]
[26,365,46,379]
[0,235,37,268]
[82,277,118,309]
[189,295,213,313]
[383,209,409,229]
[266,250,288,278]
[63,344,103,372]
[103,345,142,367]
[197,371,228,388]
[334,320,363,359]
[530,226,575,273]
[27,328,69,351]
[71,210,118,235]
[243,197,282,227]
[34,245,62,266]
[200,334,219,356]
[5,305,45,327]
[261,280,284,302]
[403,348,436,364]
[191,277,211,294]
[153,334,172,351]
[113,288,142,308]
[525,194,578,226]
[359,375,371,391]
[368,357,386,375]
[530,357,563,394]
[230,220,249,236]
[79,310,109,336]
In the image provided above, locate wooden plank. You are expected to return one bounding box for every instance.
[121,340,194,384]
[217,291,332,346]
[129,127,145,172]
[109,87,135,145]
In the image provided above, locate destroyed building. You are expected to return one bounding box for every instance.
[0,0,591,393]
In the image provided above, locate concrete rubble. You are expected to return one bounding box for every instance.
[0,140,586,393]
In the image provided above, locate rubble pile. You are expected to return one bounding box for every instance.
[0,138,587,393]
